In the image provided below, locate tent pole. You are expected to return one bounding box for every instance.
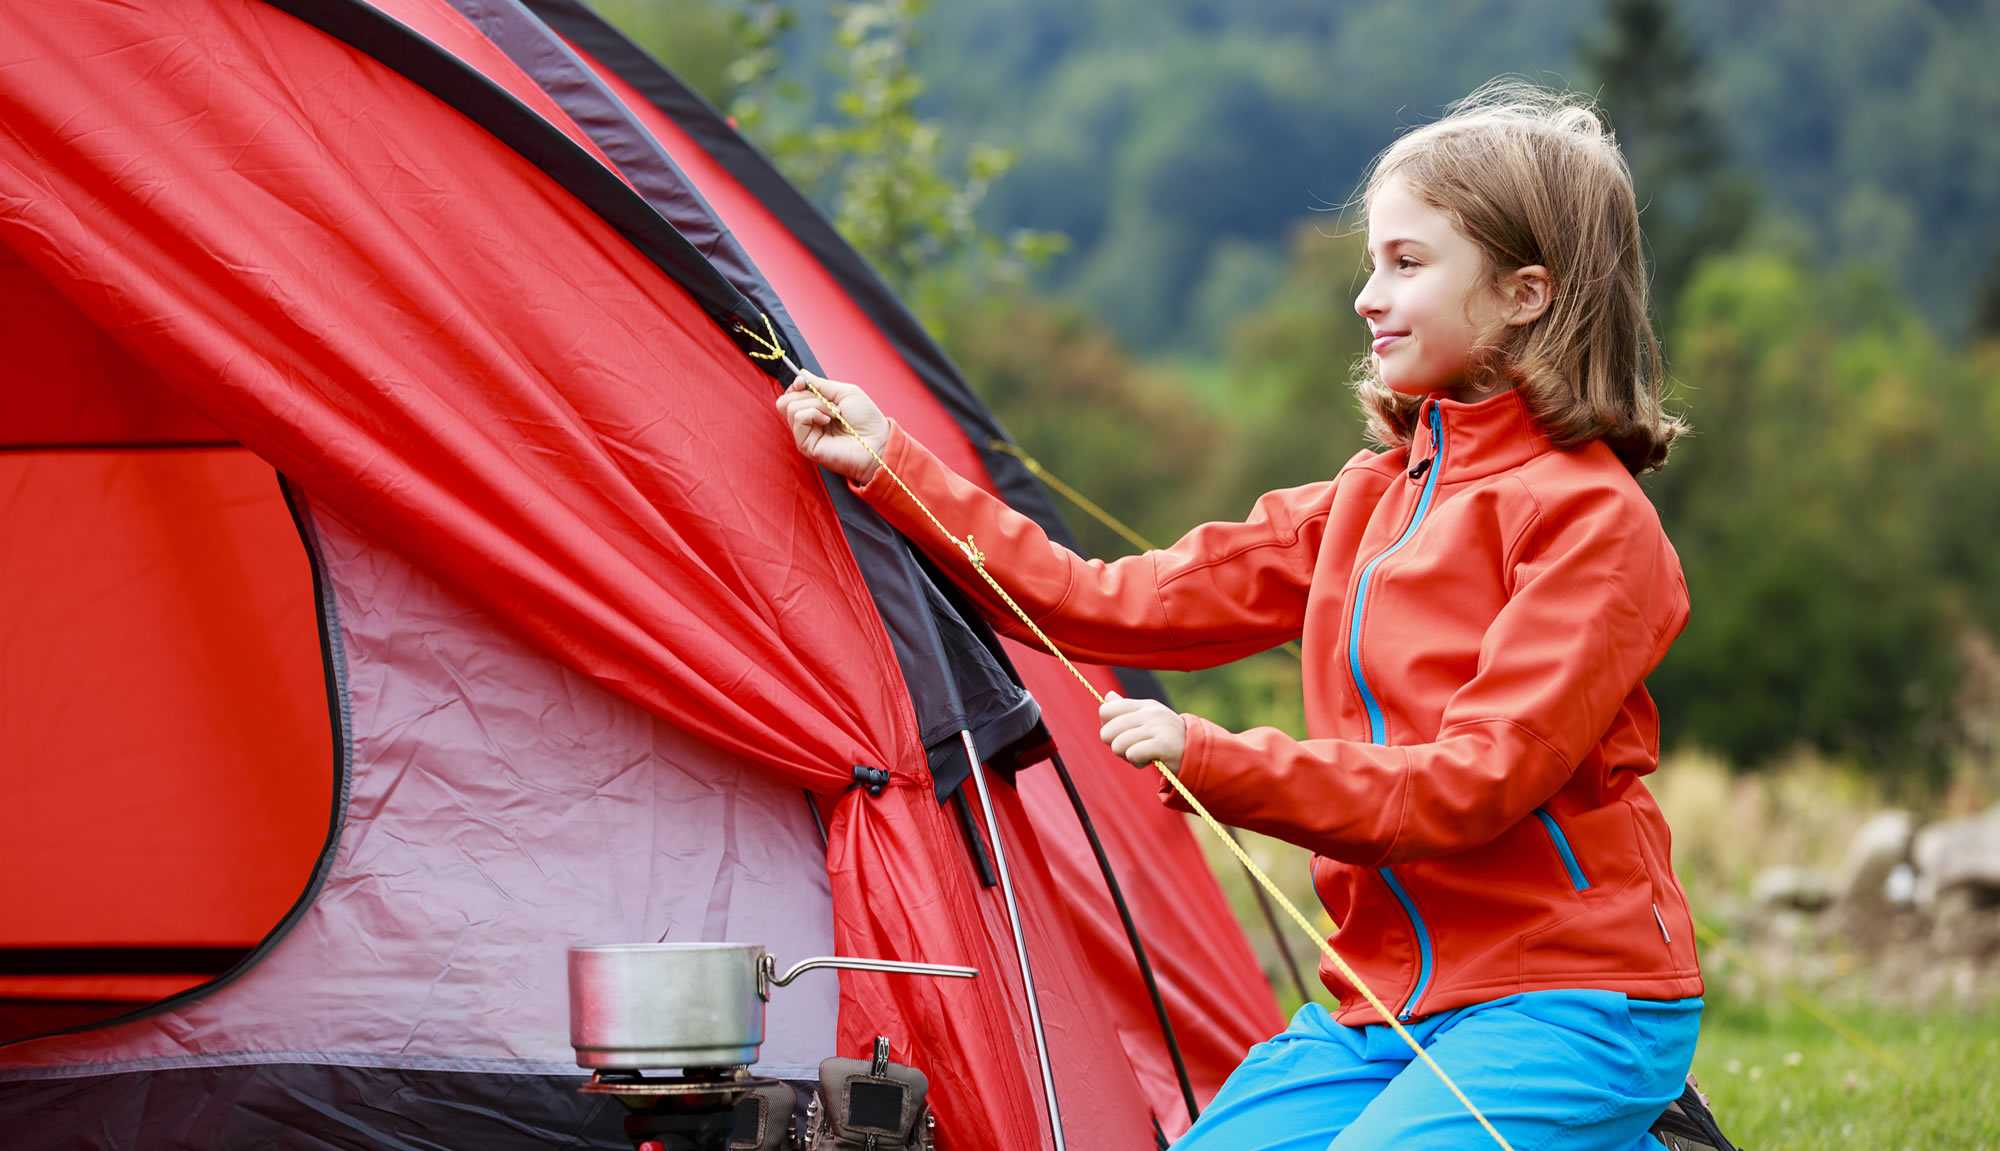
[1047,751,1199,1124]
[962,730,1066,1151]
[804,789,828,849]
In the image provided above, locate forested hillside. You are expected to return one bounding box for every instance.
[914,0,2000,351]
[599,0,2000,792]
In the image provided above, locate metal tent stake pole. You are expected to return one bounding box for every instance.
[961,730,1066,1151]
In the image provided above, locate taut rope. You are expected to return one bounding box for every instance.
[746,314,1514,1150]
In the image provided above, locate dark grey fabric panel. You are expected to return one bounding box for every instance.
[911,563,1048,797]
[439,0,803,350]
[0,1063,628,1150]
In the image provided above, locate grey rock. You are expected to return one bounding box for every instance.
[1751,864,1836,911]
[1912,804,2000,897]
[1929,886,2000,957]
[1834,810,1914,909]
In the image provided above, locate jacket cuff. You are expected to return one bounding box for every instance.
[1157,713,1224,812]
[849,418,913,503]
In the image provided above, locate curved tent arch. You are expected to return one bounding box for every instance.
[0,1,1279,1146]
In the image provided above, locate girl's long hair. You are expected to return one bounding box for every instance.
[1355,80,1684,473]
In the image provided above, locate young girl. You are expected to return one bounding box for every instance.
[779,83,1737,1151]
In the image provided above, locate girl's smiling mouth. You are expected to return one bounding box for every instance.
[1371,331,1409,354]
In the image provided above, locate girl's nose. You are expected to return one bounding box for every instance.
[1354,271,1385,321]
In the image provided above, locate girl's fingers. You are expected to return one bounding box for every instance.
[791,370,854,403]
[1098,693,1141,722]
[1104,716,1162,754]
[777,391,833,428]
[1113,732,1160,764]
[1098,709,1144,742]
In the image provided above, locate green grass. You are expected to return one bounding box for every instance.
[1690,996,2000,1149]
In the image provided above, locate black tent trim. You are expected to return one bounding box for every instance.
[0,442,241,454]
[0,1063,631,1150]
[0,949,249,977]
[506,4,1203,1122]
[518,0,1173,707]
[421,0,1051,801]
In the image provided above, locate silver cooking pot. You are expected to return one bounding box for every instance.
[568,942,978,1070]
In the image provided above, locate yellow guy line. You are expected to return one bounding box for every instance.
[986,440,1304,661]
[760,351,1513,1150]
[992,433,1918,1089]
[1688,917,1912,1080]
[987,439,1155,554]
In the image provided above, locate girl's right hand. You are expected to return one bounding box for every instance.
[776,371,887,485]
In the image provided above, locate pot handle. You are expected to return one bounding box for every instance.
[758,953,978,997]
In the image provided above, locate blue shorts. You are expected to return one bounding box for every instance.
[1173,990,1701,1151]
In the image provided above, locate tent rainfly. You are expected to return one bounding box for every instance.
[0,1,1282,1148]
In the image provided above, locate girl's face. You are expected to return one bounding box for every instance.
[1354,175,1532,403]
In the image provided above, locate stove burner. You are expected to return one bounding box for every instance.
[582,1069,792,1151]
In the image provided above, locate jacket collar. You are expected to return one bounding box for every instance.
[1411,389,1550,485]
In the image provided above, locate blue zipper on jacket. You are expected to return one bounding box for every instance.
[1347,403,1445,743]
[1533,808,1592,891]
[1346,401,1445,1020]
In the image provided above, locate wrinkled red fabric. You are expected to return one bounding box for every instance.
[0,2,1184,1147]
[588,53,1282,1135]
[0,0,913,794]
[0,450,329,950]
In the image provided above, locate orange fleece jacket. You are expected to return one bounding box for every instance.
[853,388,1702,1023]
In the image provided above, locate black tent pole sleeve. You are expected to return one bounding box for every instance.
[1046,752,1198,1124]
[804,790,828,850]
[950,786,1000,888]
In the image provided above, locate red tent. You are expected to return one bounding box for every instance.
[0,1,1280,1147]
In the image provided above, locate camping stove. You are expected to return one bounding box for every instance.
[580,1066,790,1151]
[568,943,973,1150]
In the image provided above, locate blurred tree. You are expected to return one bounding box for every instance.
[1646,252,2000,777]
[1208,222,1374,508]
[914,0,2000,342]
[727,0,1065,336]
[940,292,1223,561]
[1972,246,2000,342]
[720,0,800,130]
[936,0,1591,349]
[1580,0,1755,330]
[587,0,737,107]
[1685,0,2000,335]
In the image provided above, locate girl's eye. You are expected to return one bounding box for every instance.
[1397,256,1419,270]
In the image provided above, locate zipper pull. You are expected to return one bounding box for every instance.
[1408,402,1444,480]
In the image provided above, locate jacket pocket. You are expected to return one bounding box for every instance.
[1532,807,1591,891]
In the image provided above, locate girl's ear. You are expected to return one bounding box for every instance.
[1504,265,1553,326]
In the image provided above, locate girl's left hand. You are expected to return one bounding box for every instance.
[1098,693,1187,774]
